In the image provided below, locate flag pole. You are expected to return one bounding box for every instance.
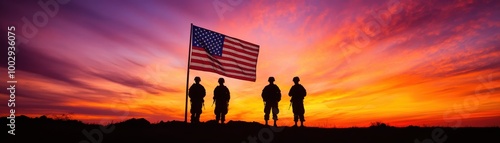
[185,23,193,123]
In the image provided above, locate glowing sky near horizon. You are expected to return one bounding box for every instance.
[0,0,499,127]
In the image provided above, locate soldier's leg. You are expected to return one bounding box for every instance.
[292,103,298,121]
[214,106,220,123]
[294,121,298,127]
[221,114,225,124]
[264,103,271,120]
[196,111,201,122]
[300,114,305,127]
[299,102,305,127]
[271,102,279,127]
[193,113,198,123]
[191,114,195,123]
[190,102,196,123]
[299,102,305,124]
[195,102,203,123]
[215,114,220,123]
[291,102,298,126]
[271,103,279,121]
[264,103,271,125]
[197,114,202,122]
[221,106,227,124]
[273,113,278,127]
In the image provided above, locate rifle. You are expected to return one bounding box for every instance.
[288,101,292,110]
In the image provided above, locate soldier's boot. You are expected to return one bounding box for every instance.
[194,113,200,123]
[195,113,201,123]
[191,114,196,123]
[300,121,304,127]
[215,114,220,124]
[273,120,277,127]
[265,120,269,126]
[221,116,225,124]
[293,121,298,127]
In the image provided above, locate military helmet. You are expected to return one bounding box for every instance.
[268,76,275,82]
[218,78,225,83]
[293,76,300,82]
[194,76,201,82]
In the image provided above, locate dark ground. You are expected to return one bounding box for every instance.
[1,115,499,143]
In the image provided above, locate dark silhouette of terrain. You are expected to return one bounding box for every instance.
[2,115,499,143]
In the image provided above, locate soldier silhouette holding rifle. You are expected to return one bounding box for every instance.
[213,78,230,124]
[189,76,206,123]
[261,76,281,127]
[289,76,306,127]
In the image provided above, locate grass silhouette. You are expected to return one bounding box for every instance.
[2,115,499,143]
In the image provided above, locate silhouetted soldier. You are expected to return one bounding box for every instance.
[213,78,230,124]
[289,76,306,127]
[262,76,281,126]
[189,76,206,123]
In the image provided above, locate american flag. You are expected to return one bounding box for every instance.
[189,25,260,82]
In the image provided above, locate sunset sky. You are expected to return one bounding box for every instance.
[1,0,499,127]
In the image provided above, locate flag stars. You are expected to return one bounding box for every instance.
[192,26,225,57]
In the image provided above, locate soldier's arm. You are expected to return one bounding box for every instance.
[261,87,266,101]
[226,87,230,101]
[303,85,307,97]
[277,86,281,101]
[202,86,206,98]
[188,86,193,98]
[288,86,293,97]
[278,86,281,96]
[213,88,217,100]
[261,87,265,97]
